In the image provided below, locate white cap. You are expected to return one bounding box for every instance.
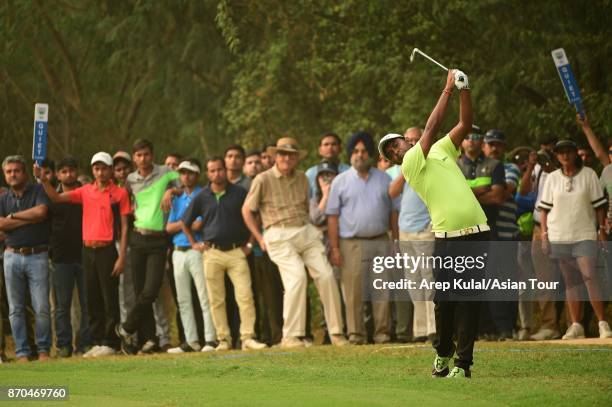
[177,160,200,174]
[378,133,404,161]
[90,152,113,166]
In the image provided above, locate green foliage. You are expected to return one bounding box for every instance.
[0,0,610,170]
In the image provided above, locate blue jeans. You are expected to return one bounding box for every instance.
[51,262,92,351]
[3,251,51,358]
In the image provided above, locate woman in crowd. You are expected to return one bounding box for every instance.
[539,139,612,339]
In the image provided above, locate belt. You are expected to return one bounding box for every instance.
[205,242,243,252]
[434,224,490,239]
[6,246,48,256]
[174,246,191,252]
[347,233,388,240]
[84,240,113,249]
[265,221,306,230]
[134,227,165,237]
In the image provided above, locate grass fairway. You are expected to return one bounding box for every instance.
[1,342,610,406]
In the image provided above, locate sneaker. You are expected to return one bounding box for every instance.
[280,336,305,349]
[215,340,231,351]
[530,328,561,341]
[447,366,471,378]
[57,346,72,358]
[94,346,117,357]
[38,352,50,362]
[517,328,531,341]
[83,345,101,358]
[115,324,137,355]
[201,343,216,352]
[242,338,267,351]
[16,356,29,363]
[302,338,314,348]
[431,355,451,378]
[330,334,349,346]
[598,321,612,338]
[138,340,159,355]
[562,323,585,340]
[168,342,200,354]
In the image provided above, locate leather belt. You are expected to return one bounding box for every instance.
[205,242,242,252]
[84,241,113,249]
[134,227,165,237]
[434,224,490,239]
[174,246,191,252]
[6,246,48,256]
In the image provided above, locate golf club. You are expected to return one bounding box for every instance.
[410,48,448,72]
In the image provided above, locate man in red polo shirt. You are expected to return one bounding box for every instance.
[37,152,130,357]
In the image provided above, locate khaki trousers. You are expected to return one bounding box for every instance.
[531,225,560,331]
[399,228,436,338]
[203,248,256,342]
[264,224,343,338]
[340,236,390,342]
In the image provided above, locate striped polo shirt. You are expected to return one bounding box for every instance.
[496,162,520,240]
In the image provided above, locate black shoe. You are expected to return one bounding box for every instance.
[115,324,137,355]
[413,336,428,343]
[497,331,514,341]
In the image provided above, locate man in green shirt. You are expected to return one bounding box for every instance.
[116,139,179,355]
[379,69,489,378]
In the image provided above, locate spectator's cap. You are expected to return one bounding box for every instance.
[90,152,113,166]
[508,146,534,164]
[177,160,200,174]
[316,161,338,176]
[113,151,132,164]
[347,131,375,157]
[553,139,578,152]
[465,124,483,141]
[484,129,506,144]
[268,137,307,159]
[378,133,404,161]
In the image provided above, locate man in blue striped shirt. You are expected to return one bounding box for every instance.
[483,129,519,341]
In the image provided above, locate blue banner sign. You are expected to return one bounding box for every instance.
[32,103,48,164]
[551,48,584,118]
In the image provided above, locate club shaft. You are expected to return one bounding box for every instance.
[416,49,448,71]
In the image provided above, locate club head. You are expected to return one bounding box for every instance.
[410,48,419,63]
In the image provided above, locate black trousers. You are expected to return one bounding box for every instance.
[82,245,119,348]
[252,253,284,345]
[124,232,167,342]
[432,231,489,370]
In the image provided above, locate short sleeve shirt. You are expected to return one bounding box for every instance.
[244,166,310,229]
[168,186,203,247]
[401,135,487,233]
[0,183,50,247]
[67,181,131,242]
[127,164,179,231]
[325,167,399,238]
[538,167,606,241]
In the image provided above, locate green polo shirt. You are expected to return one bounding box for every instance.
[127,164,179,231]
[401,134,487,233]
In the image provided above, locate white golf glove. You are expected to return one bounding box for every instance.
[454,70,469,90]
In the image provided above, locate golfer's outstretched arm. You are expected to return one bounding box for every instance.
[420,70,456,157]
[448,87,473,148]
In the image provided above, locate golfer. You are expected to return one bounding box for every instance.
[379,69,488,378]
